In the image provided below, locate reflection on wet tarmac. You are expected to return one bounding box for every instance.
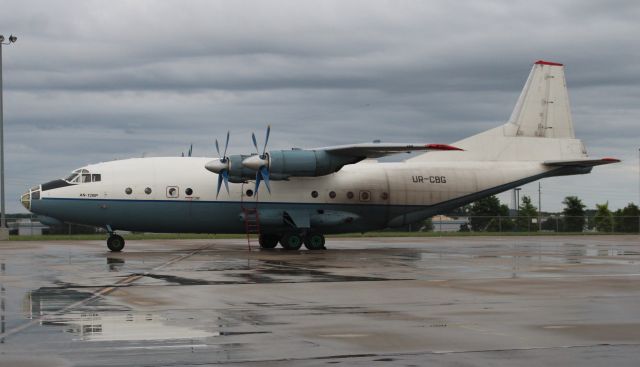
[106,257,125,272]
[1,236,639,366]
[44,312,217,341]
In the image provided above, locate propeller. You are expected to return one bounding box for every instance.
[243,125,271,194]
[188,143,193,157]
[204,131,231,197]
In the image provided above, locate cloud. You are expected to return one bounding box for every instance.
[1,0,639,212]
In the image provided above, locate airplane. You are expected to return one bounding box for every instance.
[20,60,619,252]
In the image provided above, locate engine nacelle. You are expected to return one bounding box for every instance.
[267,149,360,178]
[223,150,361,182]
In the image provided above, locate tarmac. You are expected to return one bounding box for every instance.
[0,235,639,366]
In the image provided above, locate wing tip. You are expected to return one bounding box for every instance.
[425,144,464,151]
[601,157,621,163]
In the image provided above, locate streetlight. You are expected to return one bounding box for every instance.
[0,34,17,240]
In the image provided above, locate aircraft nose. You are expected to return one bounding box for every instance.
[20,190,31,210]
[20,185,41,211]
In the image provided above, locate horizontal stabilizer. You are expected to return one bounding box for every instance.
[543,157,620,167]
[315,143,463,159]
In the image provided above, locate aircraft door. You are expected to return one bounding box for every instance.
[240,182,258,210]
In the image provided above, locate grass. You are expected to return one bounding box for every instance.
[8,231,637,241]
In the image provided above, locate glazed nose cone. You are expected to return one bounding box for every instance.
[20,190,31,210]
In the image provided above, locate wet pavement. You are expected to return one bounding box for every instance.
[1,235,640,366]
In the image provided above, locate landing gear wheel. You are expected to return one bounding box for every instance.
[107,234,125,252]
[259,234,280,249]
[304,233,326,250]
[280,233,303,251]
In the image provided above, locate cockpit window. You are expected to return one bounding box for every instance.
[65,169,101,184]
[65,173,79,182]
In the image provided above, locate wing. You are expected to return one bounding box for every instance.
[543,157,620,167]
[313,143,463,159]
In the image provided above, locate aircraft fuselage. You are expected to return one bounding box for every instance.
[24,157,581,234]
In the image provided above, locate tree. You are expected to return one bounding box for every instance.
[516,195,538,231]
[594,202,613,232]
[614,203,640,232]
[562,196,586,232]
[421,218,434,232]
[469,196,511,231]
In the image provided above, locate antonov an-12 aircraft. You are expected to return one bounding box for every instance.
[21,61,619,252]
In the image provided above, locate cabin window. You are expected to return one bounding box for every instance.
[245,189,253,197]
[329,191,336,199]
[167,186,179,198]
[92,174,101,182]
[185,188,193,196]
[347,191,354,199]
[145,187,152,195]
[311,190,318,198]
[125,188,132,195]
[359,191,371,202]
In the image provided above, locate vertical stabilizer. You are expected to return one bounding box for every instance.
[407,60,588,163]
[506,60,574,138]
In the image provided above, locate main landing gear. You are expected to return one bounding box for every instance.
[105,225,125,252]
[259,233,326,251]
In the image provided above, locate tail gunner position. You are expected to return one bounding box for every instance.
[21,61,619,252]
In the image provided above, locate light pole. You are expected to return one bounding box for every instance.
[514,187,521,216]
[0,34,17,240]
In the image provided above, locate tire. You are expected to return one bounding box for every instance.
[280,233,303,251]
[107,234,125,252]
[259,234,279,249]
[304,233,326,250]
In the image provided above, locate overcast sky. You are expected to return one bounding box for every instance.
[1,0,638,213]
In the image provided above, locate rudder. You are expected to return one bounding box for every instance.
[505,60,575,139]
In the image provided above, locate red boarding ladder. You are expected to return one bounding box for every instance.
[240,184,260,251]
[242,207,260,251]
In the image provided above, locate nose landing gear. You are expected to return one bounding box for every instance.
[107,235,125,252]
[105,225,125,252]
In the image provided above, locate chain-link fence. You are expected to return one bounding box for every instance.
[5,215,102,236]
[4,214,640,237]
[431,215,640,233]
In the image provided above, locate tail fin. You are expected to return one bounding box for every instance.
[409,60,587,162]
[505,60,574,138]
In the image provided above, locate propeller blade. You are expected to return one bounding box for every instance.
[254,170,262,194]
[216,173,223,198]
[260,166,271,194]
[215,139,221,157]
[262,125,271,157]
[188,144,193,157]
[223,131,230,158]
[251,132,259,154]
[222,170,230,194]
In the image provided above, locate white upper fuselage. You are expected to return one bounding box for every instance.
[38,156,553,208]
